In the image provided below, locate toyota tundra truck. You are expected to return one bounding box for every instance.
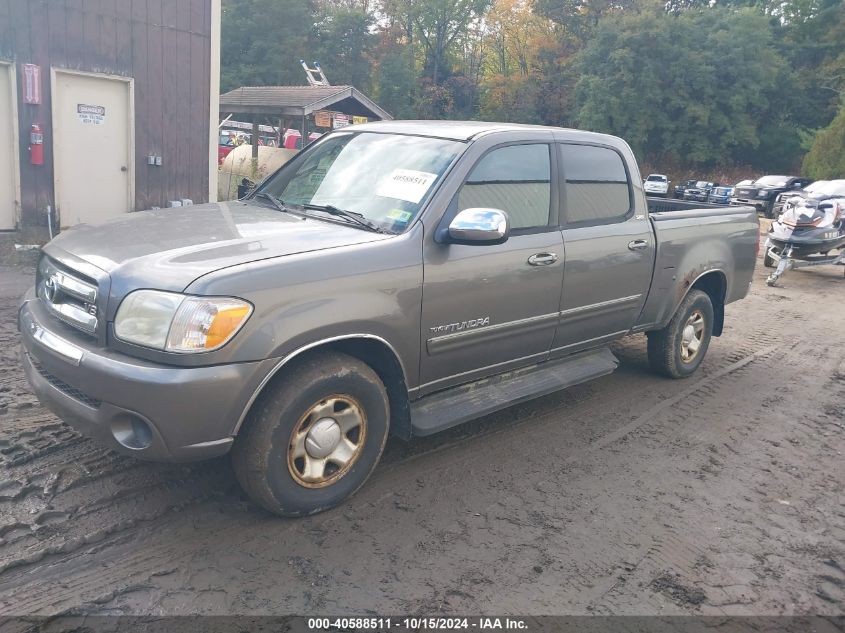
[18,121,759,516]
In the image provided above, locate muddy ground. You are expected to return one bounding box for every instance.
[0,229,843,618]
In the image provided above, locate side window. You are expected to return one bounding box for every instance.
[458,144,551,230]
[559,144,631,224]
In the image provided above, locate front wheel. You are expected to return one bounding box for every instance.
[232,351,390,516]
[647,289,714,379]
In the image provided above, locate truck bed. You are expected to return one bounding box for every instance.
[634,200,759,332]
[646,196,726,213]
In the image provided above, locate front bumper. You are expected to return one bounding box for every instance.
[732,198,767,212]
[18,291,274,462]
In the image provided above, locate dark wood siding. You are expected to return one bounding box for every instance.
[0,0,213,229]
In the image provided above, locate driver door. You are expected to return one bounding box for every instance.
[419,143,565,395]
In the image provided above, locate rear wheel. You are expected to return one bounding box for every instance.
[232,351,390,516]
[647,290,713,379]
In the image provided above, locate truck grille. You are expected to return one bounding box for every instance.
[27,353,102,409]
[37,257,99,337]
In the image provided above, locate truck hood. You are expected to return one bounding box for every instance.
[44,200,391,291]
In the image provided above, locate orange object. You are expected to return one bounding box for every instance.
[205,305,251,349]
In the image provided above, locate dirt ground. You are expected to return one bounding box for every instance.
[0,228,843,618]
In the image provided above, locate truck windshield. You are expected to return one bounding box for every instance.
[258,132,464,233]
[647,175,666,182]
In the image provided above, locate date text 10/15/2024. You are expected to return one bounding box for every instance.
[308,617,529,631]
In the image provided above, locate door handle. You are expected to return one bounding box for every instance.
[628,239,649,251]
[527,252,558,266]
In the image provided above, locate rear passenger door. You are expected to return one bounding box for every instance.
[552,142,654,356]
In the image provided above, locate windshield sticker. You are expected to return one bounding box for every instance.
[376,169,438,204]
[386,209,413,224]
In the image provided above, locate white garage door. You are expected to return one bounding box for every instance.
[0,63,16,230]
[52,70,133,227]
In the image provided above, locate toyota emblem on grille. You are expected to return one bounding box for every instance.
[43,275,58,302]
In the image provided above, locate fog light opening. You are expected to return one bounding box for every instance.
[111,414,154,450]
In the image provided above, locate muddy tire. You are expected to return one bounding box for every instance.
[232,351,389,517]
[647,290,713,379]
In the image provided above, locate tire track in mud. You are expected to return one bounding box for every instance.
[0,336,811,615]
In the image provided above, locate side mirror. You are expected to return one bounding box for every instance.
[446,208,510,245]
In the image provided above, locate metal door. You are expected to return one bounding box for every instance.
[420,143,564,394]
[53,71,133,227]
[552,142,654,355]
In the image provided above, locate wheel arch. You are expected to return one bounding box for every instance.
[233,335,412,440]
[688,270,727,336]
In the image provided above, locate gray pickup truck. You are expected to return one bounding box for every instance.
[19,122,759,516]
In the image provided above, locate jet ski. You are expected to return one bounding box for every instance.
[764,193,845,286]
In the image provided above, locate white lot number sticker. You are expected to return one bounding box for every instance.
[376,169,438,204]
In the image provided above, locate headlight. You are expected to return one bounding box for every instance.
[114,290,252,353]
[757,190,770,198]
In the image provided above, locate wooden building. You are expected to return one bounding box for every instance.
[0,0,221,237]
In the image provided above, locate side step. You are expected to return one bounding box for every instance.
[410,347,619,436]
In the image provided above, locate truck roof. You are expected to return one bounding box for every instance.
[348,119,612,143]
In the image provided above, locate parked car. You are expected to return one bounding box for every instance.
[683,181,718,203]
[731,175,813,218]
[18,121,759,516]
[643,174,670,197]
[707,186,734,205]
[282,130,323,150]
[674,179,696,199]
[771,180,845,218]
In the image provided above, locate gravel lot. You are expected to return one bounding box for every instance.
[0,227,843,618]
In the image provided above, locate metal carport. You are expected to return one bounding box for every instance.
[219,85,392,154]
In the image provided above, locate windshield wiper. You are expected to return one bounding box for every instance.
[252,192,307,219]
[301,203,390,234]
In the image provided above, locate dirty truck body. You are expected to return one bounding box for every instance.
[19,121,758,515]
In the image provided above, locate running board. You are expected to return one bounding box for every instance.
[410,347,619,436]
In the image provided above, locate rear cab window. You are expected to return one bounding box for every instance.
[558,144,632,225]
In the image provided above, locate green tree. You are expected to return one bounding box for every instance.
[391,0,492,85]
[574,7,787,167]
[315,5,375,91]
[373,26,417,118]
[221,0,314,91]
[802,102,845,178]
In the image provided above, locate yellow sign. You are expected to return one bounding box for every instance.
[352,116,368,125]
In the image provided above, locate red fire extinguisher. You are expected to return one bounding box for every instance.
[30,123,44,165]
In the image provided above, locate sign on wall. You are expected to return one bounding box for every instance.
[314,110,332,128]
[332,113,350,129]
[23,63,41,104]
[352,115,368,125]
[77,103,106,125]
